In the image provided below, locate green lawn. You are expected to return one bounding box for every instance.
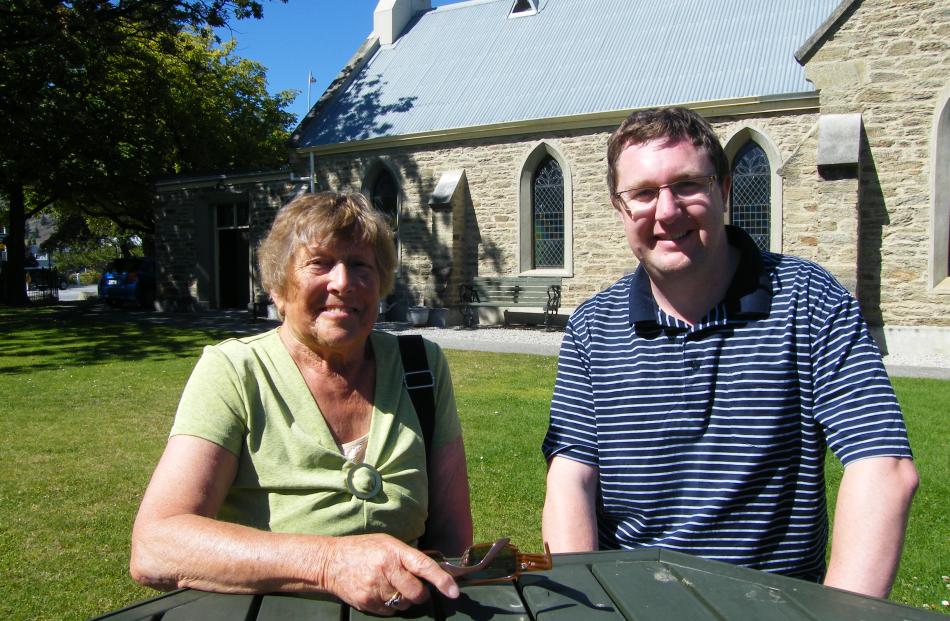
[1,305,947,619]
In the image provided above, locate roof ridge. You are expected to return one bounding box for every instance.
[430,0,502,13]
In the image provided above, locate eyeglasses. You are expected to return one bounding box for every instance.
[425,538,552,585]
[614,175,718,216]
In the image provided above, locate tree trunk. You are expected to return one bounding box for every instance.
[2,183,29,306]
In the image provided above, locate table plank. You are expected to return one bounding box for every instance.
[593,556,946,621]
[520,564,625,621]
[774,586,945,621]
[256,593,343,620]
[441,584,529,620]
[160,592,256,621]
[88,590,211,620]
[349,599,436,620]
[654,563,815,621]
[593,560,722,621]
[662,556,943,621]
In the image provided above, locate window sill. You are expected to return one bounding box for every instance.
[518,268,572,278]
[931,277,950,294]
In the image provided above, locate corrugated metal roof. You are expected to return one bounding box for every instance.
[295,0,841,149]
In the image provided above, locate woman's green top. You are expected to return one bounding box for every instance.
[170,329,461,543]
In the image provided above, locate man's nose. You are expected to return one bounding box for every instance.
[653,186,680,222]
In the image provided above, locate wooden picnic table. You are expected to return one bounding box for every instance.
[91,548,943,620]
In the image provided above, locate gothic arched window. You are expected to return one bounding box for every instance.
[730,141,771,251]
[371,169,399,232]
[531,156,564,269]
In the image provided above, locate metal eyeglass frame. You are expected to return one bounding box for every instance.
[614,175,718,216]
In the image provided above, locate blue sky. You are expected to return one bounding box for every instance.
[221,0,460,126]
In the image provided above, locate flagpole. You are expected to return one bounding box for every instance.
[306,69,313,111]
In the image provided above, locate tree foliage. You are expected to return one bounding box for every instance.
[43,211,143,275]
[0,0,292,304]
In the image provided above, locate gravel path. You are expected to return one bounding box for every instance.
[56,298,950,379]
[377,323,564,356]
[379,323,950,379]
[880,353,950,378]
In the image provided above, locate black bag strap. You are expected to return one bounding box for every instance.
[397,334,436,467]
[397,334,436,546]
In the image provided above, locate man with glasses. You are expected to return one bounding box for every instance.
[542,107,918,598]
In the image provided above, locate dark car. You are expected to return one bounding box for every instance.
[98,257,156,309]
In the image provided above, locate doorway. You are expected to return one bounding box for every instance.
[215,202,250,309]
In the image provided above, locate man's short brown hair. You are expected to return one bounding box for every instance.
[606,107,729,210]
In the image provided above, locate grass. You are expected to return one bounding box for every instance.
[1,304,947,619]
[446,349,555,548]
[0,306,230,620]
[825,376,950,613]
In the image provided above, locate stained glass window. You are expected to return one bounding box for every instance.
[532,156,564,268]
[730,141,771,251]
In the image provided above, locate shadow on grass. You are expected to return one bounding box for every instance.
[0,301,275,375]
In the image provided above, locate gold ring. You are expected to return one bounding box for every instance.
[384,591,402,608]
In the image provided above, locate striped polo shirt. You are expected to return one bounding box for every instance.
[542,226,912,581]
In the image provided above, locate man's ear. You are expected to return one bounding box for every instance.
[719,175,732,212]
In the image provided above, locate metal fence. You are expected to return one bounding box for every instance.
[25,268,61,303]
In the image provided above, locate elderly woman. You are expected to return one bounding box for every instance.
[130,192,472,615]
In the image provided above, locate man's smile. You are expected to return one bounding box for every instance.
[655,229,693,243]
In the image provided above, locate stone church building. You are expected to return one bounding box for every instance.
[155,0,950,358]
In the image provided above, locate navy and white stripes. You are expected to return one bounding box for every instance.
[542,227,911,581]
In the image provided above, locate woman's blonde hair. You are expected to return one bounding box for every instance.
[258,192,397,299]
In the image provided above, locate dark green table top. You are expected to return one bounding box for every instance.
[92,548,943,620]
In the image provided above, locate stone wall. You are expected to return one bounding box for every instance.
[310,129,629,308]
[154,192,202,305]
[155,181,300,309]
[802,0,950,326]
[308,115,849,313]
[248,188,289,301]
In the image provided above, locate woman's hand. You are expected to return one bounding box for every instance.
[132,436,460,611]
[320,533,459,615]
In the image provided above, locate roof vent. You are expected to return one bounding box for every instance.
[509,0,538,18]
